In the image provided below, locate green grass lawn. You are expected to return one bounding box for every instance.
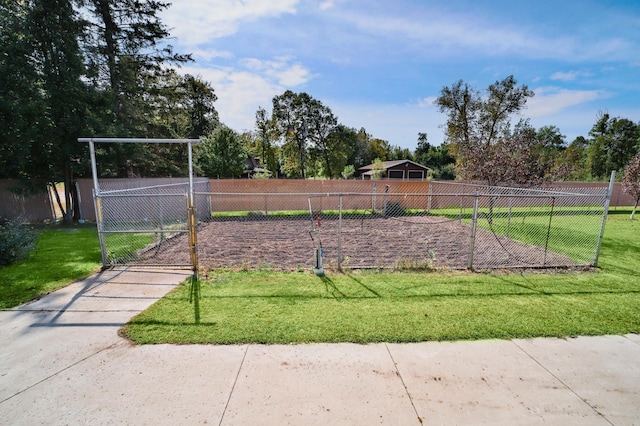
[0,226,102,309]
[121,209,640,344]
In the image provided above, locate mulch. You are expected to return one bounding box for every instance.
[135,215,576,271]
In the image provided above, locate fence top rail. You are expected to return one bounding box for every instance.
[99,193,188,198]
[431,181,607,195]
[78,138,201,144]
[100,180,207,195]
[199,191,607,199]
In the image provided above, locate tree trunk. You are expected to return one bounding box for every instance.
[62,163,74,225]
[631,198,638,220]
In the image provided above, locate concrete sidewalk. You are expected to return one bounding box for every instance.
[1,268,639,425]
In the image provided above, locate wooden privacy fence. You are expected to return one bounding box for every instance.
[0,178,636,222]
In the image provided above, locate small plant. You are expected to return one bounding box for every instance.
[384,202,405,216]
[0,217,37,267]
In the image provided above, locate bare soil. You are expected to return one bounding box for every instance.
[137,215,576,271]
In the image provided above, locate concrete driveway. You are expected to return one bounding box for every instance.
[1,267,639,425]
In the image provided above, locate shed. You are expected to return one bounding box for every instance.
[242,156,272,178]
[359,160,430,180]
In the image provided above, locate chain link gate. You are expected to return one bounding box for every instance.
[79,138,202,276]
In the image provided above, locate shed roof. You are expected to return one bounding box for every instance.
[358,159,430,172]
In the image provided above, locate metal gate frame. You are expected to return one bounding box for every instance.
[78,138,200,278]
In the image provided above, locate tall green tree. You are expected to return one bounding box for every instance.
[271,91,338,178]
[83,0,191,130]
[27,0,95,223]
[0,0,41,179]
[82,0,193,177]
[435,76,541,185]
[587,113,639,179]
[310,124,357,178]
[252,107,279,176]
[196,126,246,178]
[414,133,455,179]
[555,136,589,181]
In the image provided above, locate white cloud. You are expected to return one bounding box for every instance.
[239,57,312,86]
[527,86,606,117]
[319,1,334,10]
[179,57,311,132]
[416,97,438,109]
[550,70,592,81]
[550,71,580,81]
[161,0,298,46]
[190,48,234,61]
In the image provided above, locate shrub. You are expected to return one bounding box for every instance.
[384,201,405,216]
[0,218,37,267]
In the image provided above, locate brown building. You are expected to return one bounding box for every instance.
[359,160,430,180]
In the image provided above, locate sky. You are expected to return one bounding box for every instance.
[160,0,640,150]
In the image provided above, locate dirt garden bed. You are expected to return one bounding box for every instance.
[136,215,575,271]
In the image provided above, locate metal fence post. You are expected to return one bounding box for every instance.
[338,194,343,272]
[468,191,479,270]
[93,190,108,267]
[593,171,616,267]
[187,142,199,279]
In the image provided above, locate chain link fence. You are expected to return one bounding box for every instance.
[188,180,610,271]
[92,179,611,271]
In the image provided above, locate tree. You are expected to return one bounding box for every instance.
[271,91,338,178]
[535,125,568,179]
[389,145,414,162]
[27,0,96,223]
[370,158,385,180]
[0,0,42,179]
[435,76,541,185]
[414,133,455,179]
[83,0,191,129]
[455,121,548,187]
[622,151,640,220]
[196,126,246,178]
[310,124,357,178]
[553,136,588,181]
[252,107,279,175]
[587,113,640,179]
[81,0,193,178]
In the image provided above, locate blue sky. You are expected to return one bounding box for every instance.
[161,0,640,149]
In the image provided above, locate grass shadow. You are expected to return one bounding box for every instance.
[318,274,347,298]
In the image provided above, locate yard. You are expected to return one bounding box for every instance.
[120,209,640,344]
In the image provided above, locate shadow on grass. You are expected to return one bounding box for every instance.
[318,274,347,298]
[189,276,200,323]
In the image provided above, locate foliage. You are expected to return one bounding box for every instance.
[197,127,247,178]
[587,113,640,180]
[271,91,338,178]
[435,76,547,186]
[0,0,212,226]
[0,218,37,267]
[554,136,589,181]
[458,122,549,186]
[0,226,101,309]
[251,107,279,176]
[369,158,385,179]
[622,151,640,219]
[341,165,356,179]
[414,133,455,179]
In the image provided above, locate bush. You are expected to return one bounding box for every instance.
[384,201,405,216]
[0,218,37,267]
